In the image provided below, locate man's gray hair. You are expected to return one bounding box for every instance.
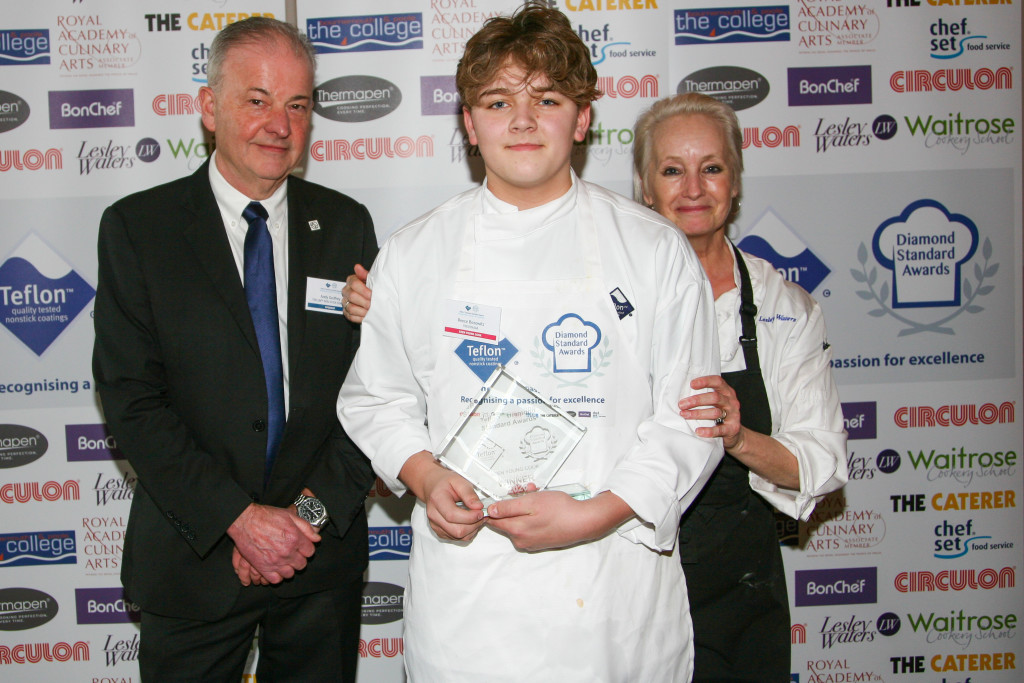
[206,16,316,91]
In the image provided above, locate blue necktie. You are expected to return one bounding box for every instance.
[242,201,285,484]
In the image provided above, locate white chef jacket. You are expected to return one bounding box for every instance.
[339,177,722,681]
[717,247,848,520]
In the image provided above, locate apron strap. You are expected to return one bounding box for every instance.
[732,243,761,374]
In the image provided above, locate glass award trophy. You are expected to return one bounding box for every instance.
[436,365,590,504]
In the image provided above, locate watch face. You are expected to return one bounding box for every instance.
[299,497,327,525]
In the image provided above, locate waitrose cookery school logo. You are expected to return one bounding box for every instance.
[852,199,996,336]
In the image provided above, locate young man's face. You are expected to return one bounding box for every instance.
[463,64,591,210]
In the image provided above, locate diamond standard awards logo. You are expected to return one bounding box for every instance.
[0,234,95,355]
[852,199,996,336]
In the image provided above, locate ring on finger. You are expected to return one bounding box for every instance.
[714,409,726,425]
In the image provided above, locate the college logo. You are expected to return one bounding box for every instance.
[56,14,141,74]
[895,566,1015,593]
[674,6,790,45]
[736,208,831,294]
[788,65,872,106]
[795,0,880,52]
[842,402,877,440]
[853,199,996,334]
[0,530,76,567]
[65,424,123,462]
[48,89,134,129]
[890,66,1012,92]
[74,587,140,624]
[0,148,61,172]
[677,66,768,111]
[795,567,878,606]
[362,582,404,625]
[743,125,801,149]
[315,76,402,123]
[310,136,434,162]
[307,14,423,54]
[929,18,1012,59]
[0,91,30,134]
[368,526,411,561]
[0,233,96,356]
[0,588,58,631]
[0,640,88,664]
[895,401,1014,428]
[421,76,460,116]
[0,425,48,468]
[0,29,50,66]
[0,480,79,504]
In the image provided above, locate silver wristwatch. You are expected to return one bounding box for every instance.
[293,493,329,529]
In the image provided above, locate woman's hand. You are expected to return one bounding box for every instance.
[678,375,744,451]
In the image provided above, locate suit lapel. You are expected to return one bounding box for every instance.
[181,162,261,356]
[285,179,322,405]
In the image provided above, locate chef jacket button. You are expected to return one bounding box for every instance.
[252,419,266,432]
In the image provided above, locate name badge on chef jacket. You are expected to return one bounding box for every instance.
[443,299,501,344]
[305,277,346,314]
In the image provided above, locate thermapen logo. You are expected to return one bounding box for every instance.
[0,425,48,468]
[677,66,769,111]
[853,199,996,335]
[0,588,58,631]
[0,233,96,355]
[315,76,401,123]
[736,208,831,294]
[0,91,30,133]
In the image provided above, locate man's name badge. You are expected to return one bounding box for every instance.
[436,365,590,504]
[305,277,346,314]
[442,299,500,344]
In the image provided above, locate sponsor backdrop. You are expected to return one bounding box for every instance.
[0,0,1020,681]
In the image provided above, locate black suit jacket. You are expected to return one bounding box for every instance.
[92,161,378,620]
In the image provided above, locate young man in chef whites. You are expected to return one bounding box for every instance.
[339,4,722,680]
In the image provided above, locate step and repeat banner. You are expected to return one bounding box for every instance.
[1,1,1020,681]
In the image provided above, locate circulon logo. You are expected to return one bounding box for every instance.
[677,66,769,111]
[895,401,1014,428]
[0,91,30,134]
[0,588,58,631]
[315,75,402,123]
[361,581,404,625]
[0,425,48,468]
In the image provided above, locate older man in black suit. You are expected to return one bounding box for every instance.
[92,17,376,682]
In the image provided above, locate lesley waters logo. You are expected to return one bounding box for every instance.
[852,199,997,335]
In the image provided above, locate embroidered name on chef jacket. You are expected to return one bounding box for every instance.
[542,313,602,373]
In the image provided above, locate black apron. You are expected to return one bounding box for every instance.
[679,245,790,682]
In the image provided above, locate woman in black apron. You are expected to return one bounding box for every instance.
[633,93,849,681]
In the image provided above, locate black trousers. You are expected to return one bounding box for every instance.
[139,573,363,683]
